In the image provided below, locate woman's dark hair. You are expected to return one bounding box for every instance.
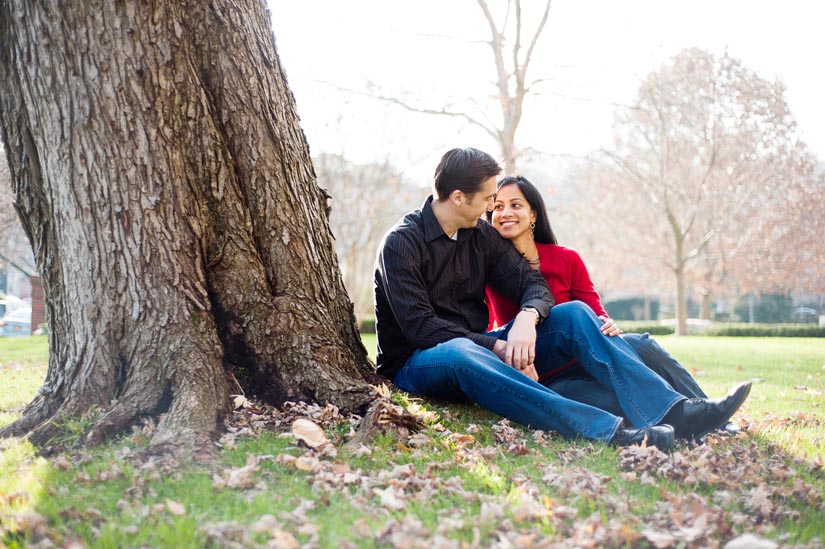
[488,175,558,245]
[433,148,501,201]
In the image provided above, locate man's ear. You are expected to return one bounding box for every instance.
[450,190,464,206]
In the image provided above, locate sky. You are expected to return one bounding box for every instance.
[266,0,825,182]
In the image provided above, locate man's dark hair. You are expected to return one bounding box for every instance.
[433,148,502,201]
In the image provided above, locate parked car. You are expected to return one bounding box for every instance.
[0,307,32,337]
[0,295,27,318]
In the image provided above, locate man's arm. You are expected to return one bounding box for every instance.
[485,229,554,373]
[377,232,498,351]
[485,232,554,321]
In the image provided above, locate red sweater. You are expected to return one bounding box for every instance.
[486,243,608,329]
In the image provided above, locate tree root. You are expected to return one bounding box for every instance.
[345,398,425,451]
[0,395,55,439]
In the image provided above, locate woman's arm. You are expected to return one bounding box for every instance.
[566,248,609,317]
[566,248,621,336]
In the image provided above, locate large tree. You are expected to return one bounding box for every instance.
[0,0,376,457]
[580,49,813,334]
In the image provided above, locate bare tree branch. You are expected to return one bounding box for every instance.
[314,80,500,142]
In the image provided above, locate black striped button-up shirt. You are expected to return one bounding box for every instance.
[374,196,554,381]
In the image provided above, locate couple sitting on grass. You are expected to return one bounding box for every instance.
[373,147,750,452]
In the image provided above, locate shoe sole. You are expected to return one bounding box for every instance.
[693,381,751,441]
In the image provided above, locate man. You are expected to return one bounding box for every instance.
[374,147,750,452]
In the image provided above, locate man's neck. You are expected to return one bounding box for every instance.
[430,199,460,238]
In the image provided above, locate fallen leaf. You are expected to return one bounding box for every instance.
[374,485,407,510]
[165,499,186,516]
[294,456,322,472]
[232,394,252,409]
[249,514,278,534]
[642,528,676,548]
[724,533,779,549]
[52,455,74,471]
[212,454,261,489]
[793,385,823,396]
[292,418,330,450]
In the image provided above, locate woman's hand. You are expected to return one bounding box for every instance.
[598,315,622,337]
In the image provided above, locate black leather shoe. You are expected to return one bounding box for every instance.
[674,382,751,441]
[719,421,741,435]
[611,424,674,452]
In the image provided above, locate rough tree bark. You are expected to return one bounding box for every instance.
[0,0,377,457]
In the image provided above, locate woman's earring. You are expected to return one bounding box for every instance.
[530,222,536,240]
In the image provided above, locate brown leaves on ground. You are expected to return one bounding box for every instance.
[4,394,823,548]
[617,435,824,547]
[211,398,823,547]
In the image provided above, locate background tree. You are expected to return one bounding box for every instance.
[0,148,34,296]
[314,153,421,320]
[0,0,376,457]
[576,48,813,334]
[361,0,552,174]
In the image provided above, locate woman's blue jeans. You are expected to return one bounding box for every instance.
[393,301,685,441]
[549,332,708,417]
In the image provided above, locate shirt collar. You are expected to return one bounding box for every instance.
[422,195,481,242]
[421,196,448,242]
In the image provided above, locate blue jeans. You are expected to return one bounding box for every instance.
[549,332,707,417]
[622,333,707,399]
[393,301,685,441]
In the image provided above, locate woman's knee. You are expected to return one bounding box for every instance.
[550,301,595,325]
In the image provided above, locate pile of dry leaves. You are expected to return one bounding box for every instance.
[2,391,822,548]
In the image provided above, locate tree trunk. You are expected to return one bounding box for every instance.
[674,267,688,336]
[699,290,713,321]
[0,0,376,457]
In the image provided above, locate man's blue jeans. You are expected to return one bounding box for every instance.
[549,332,707,417]
[393,301,685,442]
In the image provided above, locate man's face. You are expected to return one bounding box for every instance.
[459,176,498,228]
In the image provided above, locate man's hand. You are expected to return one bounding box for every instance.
[493,338,539,381]
[505,309,538,370]
[599,315,622,337]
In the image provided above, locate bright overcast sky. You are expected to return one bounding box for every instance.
[266,0,825,180]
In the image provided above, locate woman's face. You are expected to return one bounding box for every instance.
[491,184,536,241]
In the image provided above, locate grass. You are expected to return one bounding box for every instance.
[654,336,825,458]
[0,335,48,428]
[1,334,824,547]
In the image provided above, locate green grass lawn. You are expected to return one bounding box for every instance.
[0,336,48,429]
[1,334,824,547]
[655,336,825,458]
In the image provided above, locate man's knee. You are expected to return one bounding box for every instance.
[435,337,485,363]
[623,332,659,355]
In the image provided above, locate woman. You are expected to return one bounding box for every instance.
[486,175,713,419]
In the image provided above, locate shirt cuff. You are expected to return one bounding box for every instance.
[468,332,498,351]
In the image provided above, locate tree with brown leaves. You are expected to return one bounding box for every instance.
[584,48,815,334]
